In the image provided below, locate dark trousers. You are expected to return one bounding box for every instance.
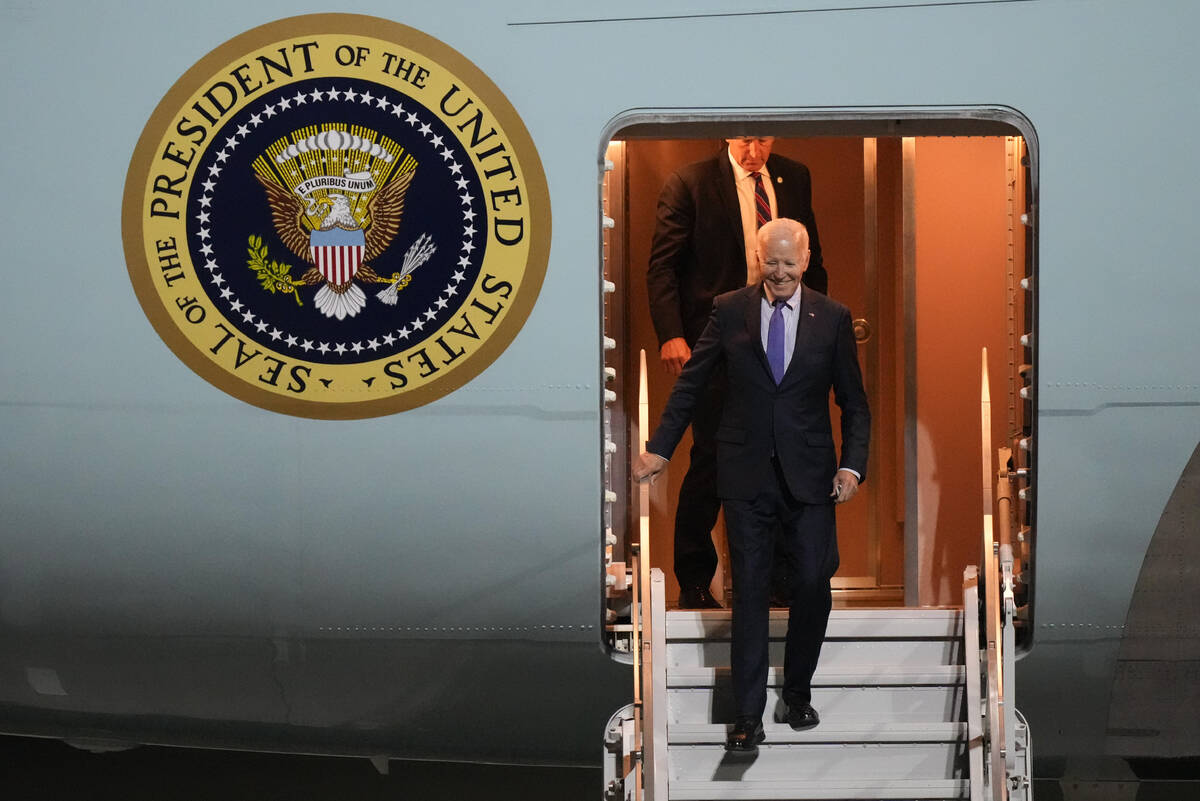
[672,375,724,590]
[672,375,794,597]
[721,463,839,719]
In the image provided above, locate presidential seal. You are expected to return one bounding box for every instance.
[122,14,549,418]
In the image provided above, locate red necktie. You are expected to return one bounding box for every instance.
[752,172,771,229]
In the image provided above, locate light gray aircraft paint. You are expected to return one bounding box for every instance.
[1,0,1198,777]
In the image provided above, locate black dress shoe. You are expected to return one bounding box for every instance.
[678,586,722,609]
[784,702,820,731]
[725,717,765,753]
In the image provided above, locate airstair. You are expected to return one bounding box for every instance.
[606,565,1029,801]
[605,352,1032,800]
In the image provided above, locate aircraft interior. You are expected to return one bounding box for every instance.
[601,121,1034,619]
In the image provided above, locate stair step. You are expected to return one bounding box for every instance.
[668,639,962,670]
[668,665,966,688]
[672,724,969,748]
[668,741,964,782]
[669,721,968,744]
[667,609,963,641]
[668,777,969,800]
[668,686,964,724]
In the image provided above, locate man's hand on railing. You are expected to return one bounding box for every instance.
[634,452,668,484]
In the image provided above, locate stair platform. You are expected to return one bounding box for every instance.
[669,777,969,800]
[668,721,968,744]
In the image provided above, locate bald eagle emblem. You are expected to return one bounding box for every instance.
[250,127,433,320]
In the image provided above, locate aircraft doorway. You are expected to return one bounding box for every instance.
[602,118,1034,613]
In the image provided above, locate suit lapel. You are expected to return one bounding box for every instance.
[766,154,788,216]
[781,288,817,385]
[742,286,771,376]
[715,153,746,251]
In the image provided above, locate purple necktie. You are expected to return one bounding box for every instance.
[752,172,771,229]
[768,299,787,384]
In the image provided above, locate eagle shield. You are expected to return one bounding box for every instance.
[310,227,366,285]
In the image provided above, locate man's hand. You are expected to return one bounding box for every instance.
[659,338,692,377]
[633,452,669,483]
[830,469,860,504]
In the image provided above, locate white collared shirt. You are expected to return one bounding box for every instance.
[728,149,777,283]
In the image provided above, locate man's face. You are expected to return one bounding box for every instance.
[757,232,809,301]
[726,136,774,172]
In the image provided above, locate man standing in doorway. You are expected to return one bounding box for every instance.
[647,137,828,608]
[635,218,869,751]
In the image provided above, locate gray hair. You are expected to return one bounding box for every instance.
[756,217,810,252]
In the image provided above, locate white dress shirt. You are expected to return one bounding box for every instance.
[728,150,777,282]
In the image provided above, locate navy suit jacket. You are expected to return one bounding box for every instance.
[647,285,870,504]
[647,151,827,348]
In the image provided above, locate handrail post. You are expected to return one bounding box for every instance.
[637,567,666,801]
[638,559,654,801]
[631,545,642,723]
[984,540,1006,801]
[980,349,1009,800]
[634,350,667,800]
[963,566,985,801]
[1000,544,1017,775]
[643,569,668,801]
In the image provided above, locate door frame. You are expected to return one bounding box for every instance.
[598,107,1039,611]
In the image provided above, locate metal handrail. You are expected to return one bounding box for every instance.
[1000,544,1018,775]
[965,521,1020,801]
[978,349,1021,800]
[963,566,985,801]
[607,350,653,801]
[983,539,1006,801]
[646,569,668,801]
[634,349,663,801]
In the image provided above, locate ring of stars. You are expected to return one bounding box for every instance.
[191,83,481,362]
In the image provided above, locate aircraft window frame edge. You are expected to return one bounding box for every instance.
[596,106,1040,661]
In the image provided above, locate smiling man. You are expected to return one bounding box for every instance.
[635,218,870,753]
[646,137,828,611]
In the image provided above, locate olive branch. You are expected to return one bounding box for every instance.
[247,235,303,305]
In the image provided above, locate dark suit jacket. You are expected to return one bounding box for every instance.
[647,285,869,504]
[647,151,827,348]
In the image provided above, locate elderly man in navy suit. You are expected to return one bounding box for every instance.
[635,218,870,753]
[647,137,827,610]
